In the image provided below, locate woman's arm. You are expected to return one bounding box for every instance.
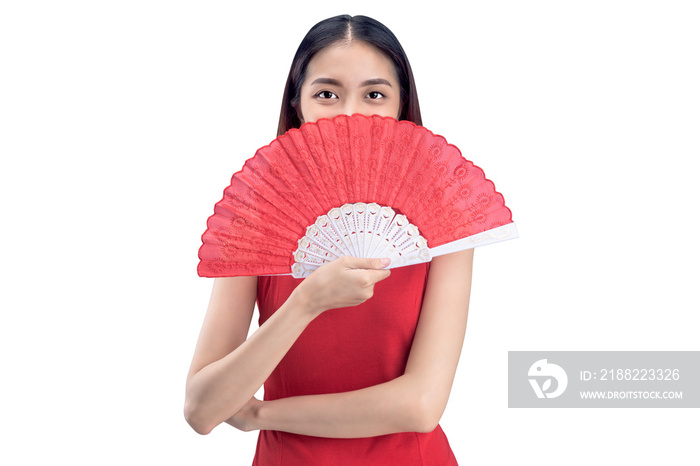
[184,257,392,435]
[232,249,474,438]
[185,275,311,435]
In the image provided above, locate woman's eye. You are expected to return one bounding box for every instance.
[315,91,338,99]
[366,91,385,100]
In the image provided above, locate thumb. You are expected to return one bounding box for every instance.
[346,257,391,270]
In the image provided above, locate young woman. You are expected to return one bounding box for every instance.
[185,15,473,465]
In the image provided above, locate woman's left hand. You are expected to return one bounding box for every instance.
[225,397,263,432]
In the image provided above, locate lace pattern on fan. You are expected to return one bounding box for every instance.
[291,202,430,278]
[197,114,517,278]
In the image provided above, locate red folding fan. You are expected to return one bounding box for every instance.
[198,113,517,278]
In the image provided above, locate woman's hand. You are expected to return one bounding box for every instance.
[240,250,475,439]
[291,256,392,317]
[185,257,391,435]
[225,397,264,432]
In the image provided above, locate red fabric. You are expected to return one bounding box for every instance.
[252,262,458,465]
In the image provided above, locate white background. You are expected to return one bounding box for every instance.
[1,0,698,464]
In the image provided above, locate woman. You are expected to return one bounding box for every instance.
[185,15,473,465]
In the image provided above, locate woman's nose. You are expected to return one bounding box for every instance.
[342,99,363,116]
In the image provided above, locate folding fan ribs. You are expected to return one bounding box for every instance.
[198,113,518,278]
[291,203,431,278]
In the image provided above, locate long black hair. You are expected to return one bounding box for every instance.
[277,15,422,136]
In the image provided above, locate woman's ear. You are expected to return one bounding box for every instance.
[291,98,304,125]
[398,96,406,120]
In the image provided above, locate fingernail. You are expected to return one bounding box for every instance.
[380,258,391,267]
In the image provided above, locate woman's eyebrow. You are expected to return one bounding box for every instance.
[360,78,392,87]
[310,78,343,86]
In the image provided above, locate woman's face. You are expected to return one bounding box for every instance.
[298,41,402,124]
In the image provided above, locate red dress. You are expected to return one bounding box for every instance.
[252,262,458,465]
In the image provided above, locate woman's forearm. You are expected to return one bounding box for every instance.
[185,290,317,435]
[185,257,395,435]
[239,252,474,439]
[250,374,435,438]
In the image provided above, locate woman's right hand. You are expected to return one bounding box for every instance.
[291,256,392,317]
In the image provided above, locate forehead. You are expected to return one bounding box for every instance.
[304,41,398,84]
